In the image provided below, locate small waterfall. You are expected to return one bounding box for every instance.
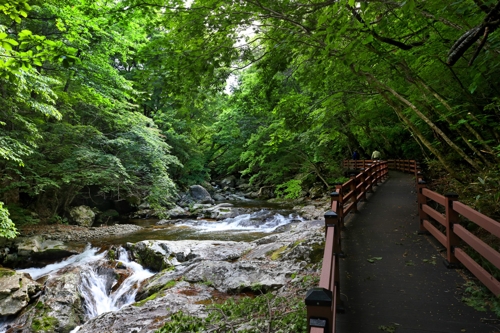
[4,246,153,333]
[79,247,154,319]
[178,210,303,233]
[18,245,105,280]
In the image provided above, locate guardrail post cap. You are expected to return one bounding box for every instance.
[305,287,333,306]
[445,193,459,198]
[330,191,339,197]
[324,210,338,218]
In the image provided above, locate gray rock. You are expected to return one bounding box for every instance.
[9,265,85,332]
[14,235,78,263]
[69,205,96,227]
[220,176,237,189]
[125,240,255,272]
[294,204,325,220]
[189,185,214,204]
[76,282,209,333]
[0,269,41,316]
[184,260,300,293]
[165,205,188,218]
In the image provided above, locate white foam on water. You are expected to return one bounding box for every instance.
[177,210,302,233]
[18,245,105,280]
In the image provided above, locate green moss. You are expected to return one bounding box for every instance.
[31,316,57,332]
[162,280,177,290]
[269,246,288,260]
[309,241,326,264]
[0,268,16,278]
[108,249,116,260]
[133,292,159,307]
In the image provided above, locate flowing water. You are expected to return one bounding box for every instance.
[1,204,301,332]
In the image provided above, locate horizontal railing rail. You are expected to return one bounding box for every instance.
[305,161,389,333]
[386,159,500,296]
[416,182,500,296]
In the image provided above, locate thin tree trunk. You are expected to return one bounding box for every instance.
[361,74,458,177]
[417,80,497,160]
[368,74,481,171]
[418,87,492,167]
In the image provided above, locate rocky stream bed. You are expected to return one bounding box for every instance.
[0,187,330,333]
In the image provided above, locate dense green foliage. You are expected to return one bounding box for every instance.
[2,0,500,236]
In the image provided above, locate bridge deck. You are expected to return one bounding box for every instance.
[336,171,499,333]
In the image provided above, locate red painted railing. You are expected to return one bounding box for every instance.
[306,159,500,332]
[392,160,500,296]
[305,161,389,333]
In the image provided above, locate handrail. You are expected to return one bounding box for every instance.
[387,159,500,297]
[416,183,500,296]
[307,159,500,331]
[305,161,389,333]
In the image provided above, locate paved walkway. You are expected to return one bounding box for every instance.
[336,171,499,333]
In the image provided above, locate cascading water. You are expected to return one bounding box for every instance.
[1,245,153,333]
[177,210,303,233]
[79,247,154,318]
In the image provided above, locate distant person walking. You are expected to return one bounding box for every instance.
[352,150,360,160]
[371,150,381,160]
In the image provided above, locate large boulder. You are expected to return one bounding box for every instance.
[0,269,41,316]
[8,236,78,268]
[165,205,189,218]
[8,265,85,333]
[75,281,209,333]
[125,240,255,272]
[219,176,237,189]
[184,260,303,293]
[69,205,95,227]
[189,185,214,204]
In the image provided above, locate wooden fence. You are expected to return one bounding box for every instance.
[305,161,389,333]
[305,159,500,332]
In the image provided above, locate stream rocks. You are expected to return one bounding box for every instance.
[0,197,328,333]
[7,266,86,333]
[0,269,41,316]
[69,205,96,227]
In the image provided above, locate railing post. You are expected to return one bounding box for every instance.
[335,183,344,227]
[305,288,333,333]
[417,180,428,234]
[350,173,358,213]
[444,193,460,268]
[359,169,367,201]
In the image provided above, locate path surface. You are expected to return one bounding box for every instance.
[336,171,499,333]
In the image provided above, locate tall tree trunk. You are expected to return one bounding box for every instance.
[418,87,492,167]
[417,79,497,161]
[367,74,481,171]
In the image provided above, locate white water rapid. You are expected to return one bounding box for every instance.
[79,247,154,318]
[2,246,153,333]
[177,210,303,233]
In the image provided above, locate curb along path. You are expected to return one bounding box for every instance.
[336,171,499,333]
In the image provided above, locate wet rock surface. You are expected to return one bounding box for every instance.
[0,269,41,316]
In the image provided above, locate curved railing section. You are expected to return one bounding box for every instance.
[305,161,389,333]
[305,159,500,332]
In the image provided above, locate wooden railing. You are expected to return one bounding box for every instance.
[305,161,389,333]
[306,158,500,332]
[388,159,500,296]
[416,181,500,295]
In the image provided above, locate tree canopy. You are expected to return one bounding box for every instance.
[1,0,500,236]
